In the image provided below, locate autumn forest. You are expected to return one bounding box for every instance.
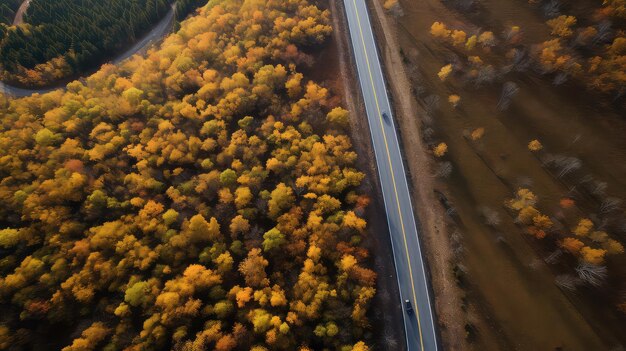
[4,0,625,348]
[0,0,377,349]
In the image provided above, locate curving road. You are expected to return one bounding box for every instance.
[342,0,439,350]
[0,3,176,97]
[12,0,31,25]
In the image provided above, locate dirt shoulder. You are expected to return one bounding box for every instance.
[363,0,469,349]
[329,0,407,349]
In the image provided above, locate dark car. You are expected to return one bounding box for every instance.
[405,299,414,315]
[382,112,390,124]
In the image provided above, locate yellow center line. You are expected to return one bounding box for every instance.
[350,0,425,349]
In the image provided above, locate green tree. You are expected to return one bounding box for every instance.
[124,281,150,307]
[262,228,285,252]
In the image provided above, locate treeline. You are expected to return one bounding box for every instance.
[176,0,205,20]
[0,0,376,350]
[0,0,174,86]
[0,0,21,24]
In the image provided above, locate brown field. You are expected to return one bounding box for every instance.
[368,0,626,349]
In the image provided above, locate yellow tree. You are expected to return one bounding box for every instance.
[547,15,577,38]
[268,183,296,219]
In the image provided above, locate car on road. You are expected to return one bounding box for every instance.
[405,299,414,315]
[382,112,390,124]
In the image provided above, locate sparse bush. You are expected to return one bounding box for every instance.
[528,139,543,152]
[448,94,461,108]
[453,263,468,286]
[423,95,441,114]
[464,322,476,341]
[433,142,449,157]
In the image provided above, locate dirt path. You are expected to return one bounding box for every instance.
[12,0,30,25]
[364,0,469,349]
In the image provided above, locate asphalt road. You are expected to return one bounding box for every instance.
[342,0,439,350]
[12,0,31,25]
[0,4,176,97]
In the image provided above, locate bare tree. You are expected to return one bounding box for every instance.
[600,197,622,214]
[479,206,501,227]
[498,81,519,111]
[593,20,614,45]
[555,274,582,291]
[450,230,464,257]
[580,175,608,197]
[576,262,607,287]
[446,206,458,218]
[423,95,440,115]
[553,72,568,86]
[541,0,561,18]
[422,127,435,143]
[474,65,497,87]
[558,157,582,177]
[452,242,464,257]
[382,329,399,350]
[544,154,582,177]
[545,249,563,264]
[434,161,453,179]
[451,230,463,242]
[590,180,608,197]
[510,48,531,72]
